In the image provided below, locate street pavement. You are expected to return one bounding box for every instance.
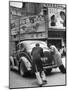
[9,57,66,88]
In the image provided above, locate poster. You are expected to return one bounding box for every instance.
[10,15,46,35]
[48,6,66,29]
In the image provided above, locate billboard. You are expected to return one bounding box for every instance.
[48,7,66,29]
[10,19,19,35]
[20,15,45,33]
[10,15,47,36]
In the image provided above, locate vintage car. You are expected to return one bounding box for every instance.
[10,40,58,76]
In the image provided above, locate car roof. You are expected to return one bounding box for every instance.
[17,40,50,52]
[18,40,47,46]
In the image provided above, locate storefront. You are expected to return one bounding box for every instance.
[48,29,66,49]
[47,4,66,49]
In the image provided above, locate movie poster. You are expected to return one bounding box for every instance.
[48,7,66,29]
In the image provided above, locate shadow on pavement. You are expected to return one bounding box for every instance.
[10,68,65,79]
[10,69,36,79]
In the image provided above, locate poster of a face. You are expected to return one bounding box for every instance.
[48,6,66,29]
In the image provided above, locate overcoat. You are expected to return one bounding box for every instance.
[31,46,44,72]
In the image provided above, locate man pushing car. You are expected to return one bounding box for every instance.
[31,43,47,87]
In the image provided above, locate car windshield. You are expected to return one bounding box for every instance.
[19,40,49,52]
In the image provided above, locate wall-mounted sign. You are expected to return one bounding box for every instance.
[11,15,47,36]
[10,19,19,35]
[20,15,45,33]
[48,7,66,29]
[20,32,47,40]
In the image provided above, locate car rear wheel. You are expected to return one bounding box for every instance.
[45,68,52,74]
[59,65,66,73]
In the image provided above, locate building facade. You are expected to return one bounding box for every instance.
[47,4,66,49]
[9,2,66,55]
[9,2,48,55]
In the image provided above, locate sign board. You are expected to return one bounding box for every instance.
[12,32,48,41]
[48,7,66,29]
[10,15,48,39]
[20,32,47,40]
[20,15,46,33]
[10,19,19,35]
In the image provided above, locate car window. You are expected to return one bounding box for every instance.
[17,44,21,50]
[20,43,24,49]
[16,45,19,51]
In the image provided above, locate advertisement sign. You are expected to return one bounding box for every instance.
[10,15,47,35]
[10,19,19,35]
[20,15,45,33]
[48,7,66,29]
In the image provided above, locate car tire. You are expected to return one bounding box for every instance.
[59,65,66,73]
[45,68,52,74]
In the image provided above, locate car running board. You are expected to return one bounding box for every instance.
[43,64,57,69]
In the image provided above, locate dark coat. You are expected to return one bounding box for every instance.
[31,46,44,72]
